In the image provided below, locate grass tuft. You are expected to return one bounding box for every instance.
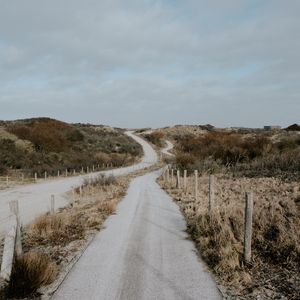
[9,251,57,298]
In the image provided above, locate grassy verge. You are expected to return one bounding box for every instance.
[158,173,300,299]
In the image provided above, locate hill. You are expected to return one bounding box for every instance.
[0,118,142,176]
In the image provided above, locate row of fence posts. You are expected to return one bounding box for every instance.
[3,163,116,187]
[163,167,254,264]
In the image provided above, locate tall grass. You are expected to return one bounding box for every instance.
[159,174,300,298]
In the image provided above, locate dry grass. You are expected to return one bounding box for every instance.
[5,175,130,299]
[26,176,128,249]
[9,251,57,298]
[159,173,300,299]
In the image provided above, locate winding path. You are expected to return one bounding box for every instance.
[0,132,157,236]
[52,142,221,299]
[161,140,174,157]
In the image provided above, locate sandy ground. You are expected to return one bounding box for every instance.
[0,131,157,237]
[52,170,221,300]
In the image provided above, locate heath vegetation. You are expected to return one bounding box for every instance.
[0,118,142,177]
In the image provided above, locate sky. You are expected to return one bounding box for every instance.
[0,0,299,128]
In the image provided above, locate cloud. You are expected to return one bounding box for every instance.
[0,0,299,127]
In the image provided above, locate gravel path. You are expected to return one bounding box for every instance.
[52,170,221,300]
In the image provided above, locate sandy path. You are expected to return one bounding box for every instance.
[161,140,174,156]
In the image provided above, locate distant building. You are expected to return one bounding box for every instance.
[264,125,281,131]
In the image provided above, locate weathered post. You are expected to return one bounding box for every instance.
[34,172,37,182]
[183,170,187,191]
[166,168,170,184]
[58,170,60,177]
[0,215,17,286]
[209,175,215,212]
[9,200,22,256]
[50,195,55,214]
[87,166,89,173]
[93,165,95,172]
[171,169,174,187]
[73,169,76,175]
[79,185,83,198]
[176,170,181,189]
[44,171,47,180]
[81,166,84,174]
[21,173,24,183]
[65,169,68,177]
[244,192,254,264]
[6,176,9,188]
[194,170,198,200]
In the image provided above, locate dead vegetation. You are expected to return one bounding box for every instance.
[170,130,300,180]
[142,131,165,148]
[159,174,300,299]
[9,251,58,299]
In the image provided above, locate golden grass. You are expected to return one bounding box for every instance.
[159,173,300,298]
[9,251,57,298]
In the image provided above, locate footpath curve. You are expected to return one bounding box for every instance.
[0,131,157,236]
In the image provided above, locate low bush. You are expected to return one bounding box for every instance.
[9,251,57,298]
[174,131,300,178]
[143,131,165,147]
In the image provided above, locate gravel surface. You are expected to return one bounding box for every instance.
[52,170,221,300]
[0,131,157,236]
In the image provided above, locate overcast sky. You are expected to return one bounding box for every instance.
[0,0,299,128]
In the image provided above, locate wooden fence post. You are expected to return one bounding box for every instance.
[57,170,60,177]
[21,173,24,183]
[194,170,198,200]
[9,200,22,256]
[209,175,215,212]
[6,176,8,188]
[34,173,37,182]
[79,185,83,198]
[176,170,181,189]
[65,169,68,177]
[166,168,170,184]
[87,166,89,173]
[50,195,55,214]
[244,192,254,264]
[44,171,47,180]
[0,215,17,283]
[183,170,187,191]
[171,169,174,187]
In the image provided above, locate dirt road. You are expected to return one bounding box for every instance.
[52,170,221,300]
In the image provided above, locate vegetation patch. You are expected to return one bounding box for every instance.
[0,118,142,177]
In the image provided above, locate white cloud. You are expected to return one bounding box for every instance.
[0,0,299,127]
